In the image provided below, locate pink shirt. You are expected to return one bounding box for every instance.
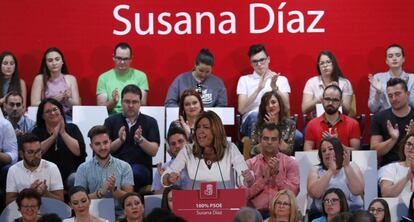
[246,152,299,210]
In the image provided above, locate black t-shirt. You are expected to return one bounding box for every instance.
[370,107,414,166]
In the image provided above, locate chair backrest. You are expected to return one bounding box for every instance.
[39,197,72,219]
[0,201,20,222]
[90,198,115,222]
[351,150,377,209]
[72,106,109,160]
[381,197,409,222]
[294,151,319,217]
[144,194,162,217]
[27,106,38,122]
[140,106,165,165]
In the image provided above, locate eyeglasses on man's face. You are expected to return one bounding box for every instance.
[114,56,131,62]
[251,57,268,66]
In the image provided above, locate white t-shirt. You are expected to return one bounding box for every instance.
[379,162,412,197]
[237,71,290,122]
[6,159,63,193]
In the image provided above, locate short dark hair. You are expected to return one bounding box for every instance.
[161,185,181,211]
[386,44,405,57]
[68,186,89,201]
[87,125,109,141]
[167,127,188,143]
[120,192,145,209]
[321,188,349,217]
[16,188,42,210]
[5,90,23,104]
[260,123,280,140]
[195,48,214,66]
[18,133,40,152]
[121,84,142,100]
[349,210,376,222]
[37,213,62,222]
[323,84,343,100]
[386,77,408,92]
[248,44,268,58]
[233,207,263,222]
[113,42,132,57]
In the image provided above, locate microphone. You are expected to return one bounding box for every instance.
[191,151,203,190]
[213,147,226,189]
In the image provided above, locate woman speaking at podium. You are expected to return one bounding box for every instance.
[161,111,253,189]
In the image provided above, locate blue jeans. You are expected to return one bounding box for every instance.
[241,112,258,137]
[131,164,151,192]
[294,129,304,152]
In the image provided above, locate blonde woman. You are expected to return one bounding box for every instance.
[265,189,301,222]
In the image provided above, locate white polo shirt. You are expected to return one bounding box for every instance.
[6,159,63,193]
[237,71,291,122]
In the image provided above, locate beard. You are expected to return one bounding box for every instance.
[24,158,41,168]
[324,105,339,115]
[95,152,110,161]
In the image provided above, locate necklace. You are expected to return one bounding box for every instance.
[205,159,213,167]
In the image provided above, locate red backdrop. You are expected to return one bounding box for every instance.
[1,0,414,131]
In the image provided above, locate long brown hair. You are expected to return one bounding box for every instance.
[257,91,288,127]
[38,47,69,95]
[0,51,22,97]
[192,111,227,160]
[178,89,204,122]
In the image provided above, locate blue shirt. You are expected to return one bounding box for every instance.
[75,155,134,195]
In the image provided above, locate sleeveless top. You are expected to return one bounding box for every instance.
[310,163,363,212]
[45,74,71,115]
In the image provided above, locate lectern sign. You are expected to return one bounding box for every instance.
[173,182,246,222]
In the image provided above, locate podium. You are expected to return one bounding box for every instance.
[173,182,246,222]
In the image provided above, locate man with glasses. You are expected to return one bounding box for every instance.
[237,44,291,137]
[5,133,63,205]
[97,42,149,114]
[371,78,414,167]
[245,123,299,217]
[4,91,35,136]
[304,84,360,150]
[104,84,160,192]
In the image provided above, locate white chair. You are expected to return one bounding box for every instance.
[381,197,408,222]
[144,194,162,216]
[90,198,115,222]
[72,106,109,160]
[140,106,165,165]
[294,151,319,218]
[0,201,20,222]
[27,106,38,122]
[351,150,377,209]
[39,197,72,219]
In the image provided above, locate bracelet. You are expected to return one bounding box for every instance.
[96,189,103,199]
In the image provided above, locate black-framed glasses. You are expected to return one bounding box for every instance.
[323,198,340,205]
[323,97,341,103]
[319,60,332,66]
[114,56,131,62]
[251,57,268,66]
[44,107,60,115]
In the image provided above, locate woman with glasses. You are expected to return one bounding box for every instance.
[31,47,81,119]
[168,89,204,142]
[120,192,145,222]
[64,186,108,222]
[379,133,414,197]
[302,51,353,116]
[368,199,390,222]
[265,189,300,222]
[32,98,86,190]
[307,137,364,219]
[165,48,227,107]
[312,188,349,222]
[0,51,27,107]
[250,90,296,156]
[14,188,41,222]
